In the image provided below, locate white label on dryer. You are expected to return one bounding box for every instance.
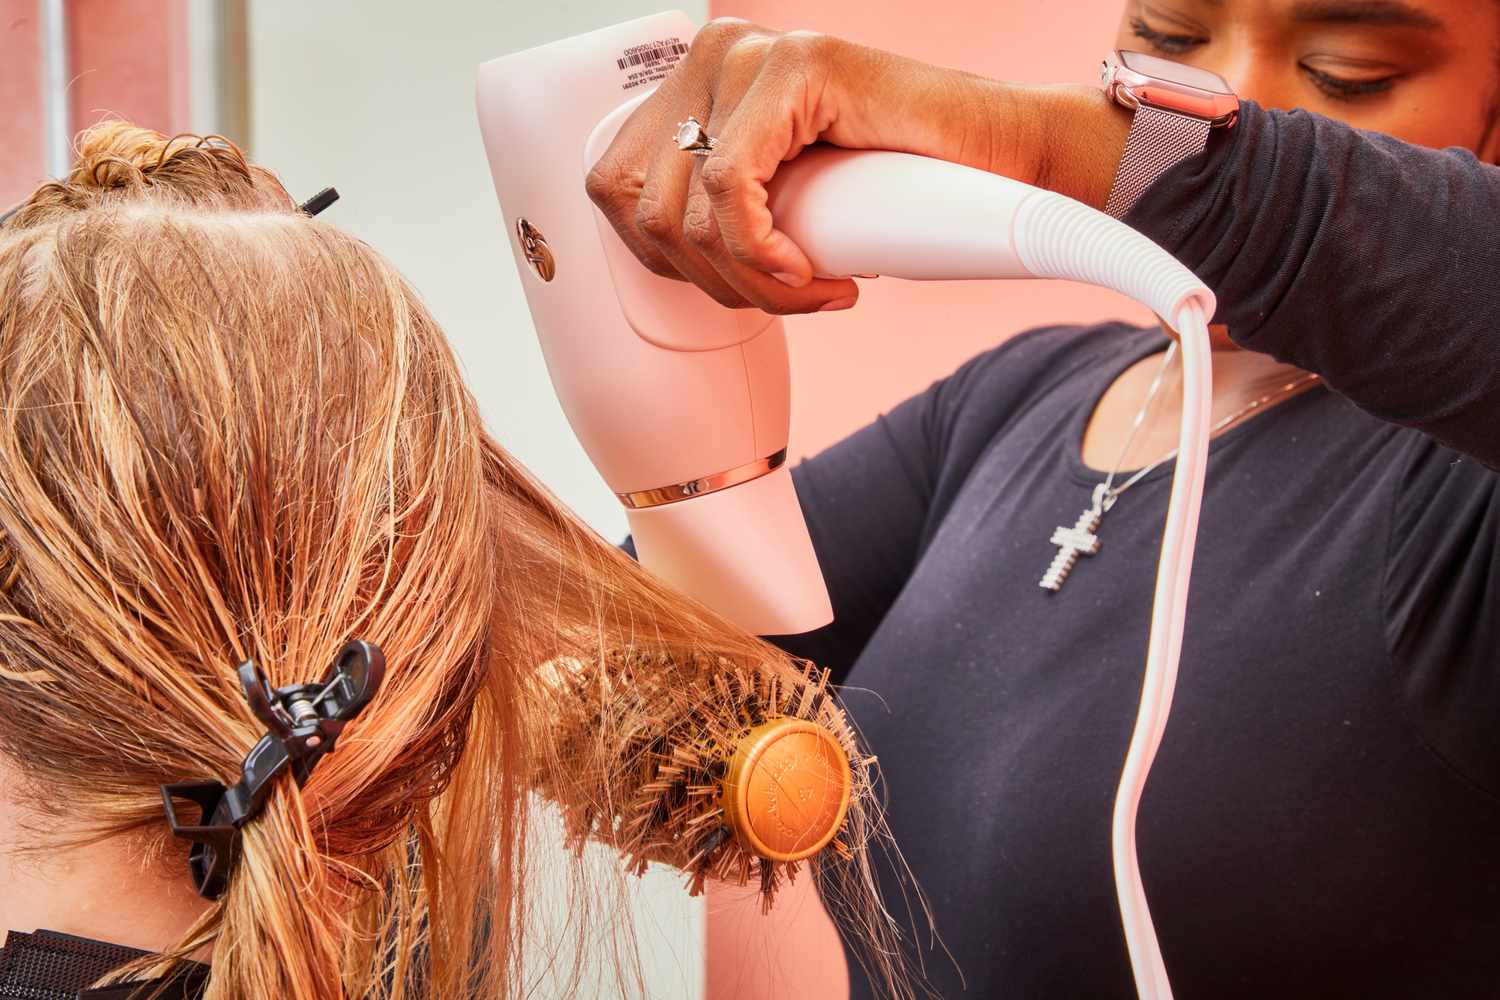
[617,38,689,91]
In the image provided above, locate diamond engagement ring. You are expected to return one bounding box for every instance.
[673,117,718,155]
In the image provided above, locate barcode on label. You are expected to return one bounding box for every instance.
[616,42,688,70]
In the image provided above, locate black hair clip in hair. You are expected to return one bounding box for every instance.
[299,187,339,216]
[160,640,384,899]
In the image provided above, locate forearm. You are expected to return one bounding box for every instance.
[908,73,1129,210]
[1024,84,1132,211]
[811,35,1130,208]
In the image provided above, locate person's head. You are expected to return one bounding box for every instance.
[1114,0,1500,160]
[0,122,820,998]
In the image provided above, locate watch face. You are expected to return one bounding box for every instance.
[1118,50,1233,95]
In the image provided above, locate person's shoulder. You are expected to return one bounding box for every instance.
[973,319,1152,367]
[894,321,1159,489]
[933,320,1158,420]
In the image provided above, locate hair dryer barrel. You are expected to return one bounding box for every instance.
[476,12,833,636]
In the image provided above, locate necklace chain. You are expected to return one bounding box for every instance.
[1098,344,1321,511]
[1039,345,1322,592]
[1099,342,1179,509]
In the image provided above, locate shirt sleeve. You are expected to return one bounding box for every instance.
[1124,100,1500,470]
[1384,437,1500,798]
[766,401,934,676]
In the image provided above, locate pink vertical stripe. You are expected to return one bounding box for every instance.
[0,0,45,205]
[69,0,192,139]
[1,0,191,207]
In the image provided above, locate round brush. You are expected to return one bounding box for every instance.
[529,649,870,910]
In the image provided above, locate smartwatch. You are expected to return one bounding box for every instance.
[1099,50,1239,219]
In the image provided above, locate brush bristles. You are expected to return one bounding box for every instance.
[527,649,869,909]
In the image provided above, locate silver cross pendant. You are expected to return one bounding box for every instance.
[1039,484,1108,592]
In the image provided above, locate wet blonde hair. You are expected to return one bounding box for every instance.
[0,122,918,1000]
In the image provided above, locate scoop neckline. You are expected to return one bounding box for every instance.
[1062,329,1325,490]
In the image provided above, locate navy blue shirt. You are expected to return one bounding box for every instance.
[770,102,1500,998]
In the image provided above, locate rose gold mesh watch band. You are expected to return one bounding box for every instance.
[1103,104,1213,220]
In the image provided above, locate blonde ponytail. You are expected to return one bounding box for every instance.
[0,121,523,998]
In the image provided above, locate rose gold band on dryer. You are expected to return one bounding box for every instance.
[616,448,788,509]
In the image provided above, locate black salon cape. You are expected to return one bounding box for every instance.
[757,101,1500,998]
[0,929,206,999]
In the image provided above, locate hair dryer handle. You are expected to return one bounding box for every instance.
[767,146,1214,328]
[767,146,1037,280]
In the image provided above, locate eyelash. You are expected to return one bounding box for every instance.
[1128,17,1205,56]
[1300,66,1397,101]
[1128,17,1398,102]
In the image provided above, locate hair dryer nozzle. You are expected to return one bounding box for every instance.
[627,465,832,636]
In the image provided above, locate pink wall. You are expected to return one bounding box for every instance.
[703,2,1148,997]
[0,0,189,209]
[69,0,192,140]
[0,1,46,207]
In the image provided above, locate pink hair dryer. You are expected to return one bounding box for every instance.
[480,12,1219,1000]
[477,11,829,637]
[475,11,1210,637]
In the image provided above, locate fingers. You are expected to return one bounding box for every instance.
[629,35,769,308]
[585,21,755,284]
[635,123,752,307]
[683,157,859,314]
[584,21,858,316]
[584,92,694,281]
[685,34,859,313]
[700,33,833,281]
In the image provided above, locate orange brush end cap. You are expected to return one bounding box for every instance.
[721,717,852,863]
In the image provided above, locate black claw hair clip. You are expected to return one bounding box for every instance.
[160,640,385,900]
[298,187,339,216]
[1,190,336,226]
